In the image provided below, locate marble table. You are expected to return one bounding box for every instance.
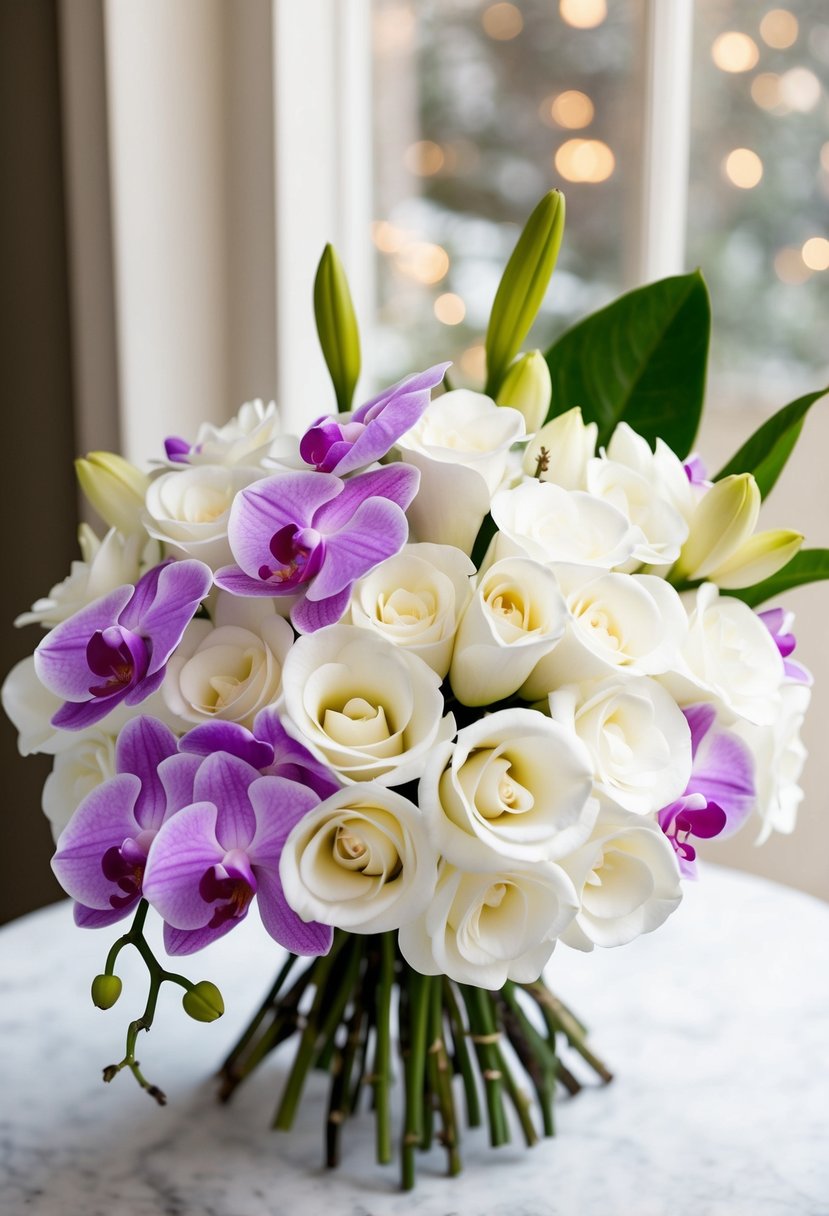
[2,866,828,1216]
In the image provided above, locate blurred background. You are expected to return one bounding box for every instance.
[1,0,827,923]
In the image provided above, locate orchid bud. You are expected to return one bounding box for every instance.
[485,190,565,397]
[182,980,225,1023]
[707,529,804,590]
[91,973,122,1010]
[522,406,598,490]
[496,350,551,433]
[314,243,361,413]
[673,473,761,582]
[75,451,149,537]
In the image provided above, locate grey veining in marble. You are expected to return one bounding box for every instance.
[2,866,828,1216]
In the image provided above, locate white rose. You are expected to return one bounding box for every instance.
[490,480,638,572]
[449,556,566,705]
[349,543,474,678]
[280,623,452,785]
[420,707,595,868]
[163,592,294,728]
[143,464,262,568]
[398,858,578,989]
[662,583,784,727]
[605,423,698,524]
[396,389,525,552]
[173,399,300,468]
[558,804,682,951]
[42,731,117,841]
[521,407,597,490]
[15,526,145,630]
[550,676,692,816]
[280,785,438,933]
[734,681,810,843]
[521,572,687,700]
[585,456,688,566]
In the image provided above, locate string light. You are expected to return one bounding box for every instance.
[801,237,829,271]
[711,32,760,72]
[759,9,798,50]
[723,148,764,189]
[434,293,466,325]
[555,139,615,183]
[482,2,523,40]
[559,0,607,30]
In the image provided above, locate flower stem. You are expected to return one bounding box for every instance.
[428,975,461,1176]
[400,969,431,1191]
[442,979,481,1129]
[460,985,509,1148]
[521,981,614,1084]
[496,984,556,1137]
[219,953,296,1082]
[372,933,395,1164]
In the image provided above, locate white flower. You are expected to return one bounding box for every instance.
[15,526,143,630]
[42,731,117,841]
[558,805,682,951]
[550,676,692,816]
[449,556,566,705]
[521,407,597,490]
[734,681,810,843]
[662,583,784,726]
[163,593,294,728]
[420,707,595,868]
[585,455,688,566]
[349,543,474,678]
[280,624,452,785]
[174,399,299,468]
[280,785,438,933]
[605,423,697,524]
[396,389,525,552]
[490,480,638,572]
[143,464,262,568]
[398,858,578,988]
[521,572,688,700]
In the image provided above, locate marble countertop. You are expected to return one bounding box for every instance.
[2,865,828,1216]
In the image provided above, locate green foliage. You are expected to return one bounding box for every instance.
[714,388,828,498]
[725,549,829,608]
[544,271,711,457]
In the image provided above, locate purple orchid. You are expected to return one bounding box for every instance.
[758,607,812,684]
[52,716,198,927]
[142,750,332,956]
[179,706,340,800]
[214,464,419,632]
[658,703,755,878]
[34,560,213,729]
[164,436,193,464]
[683,454,708,486]
[299,362,449,476]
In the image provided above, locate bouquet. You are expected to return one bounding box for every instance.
[4,191,825,1190]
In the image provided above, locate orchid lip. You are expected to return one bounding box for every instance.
[199,851,257,929]
[87,625,150,698]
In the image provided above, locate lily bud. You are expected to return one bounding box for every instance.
[522,406,598,490]
[76,451,149,536]
[485,190,565,397]
[182,980,225,1023]
[707,529,804,590]
[91,973,122,1010]
[496,350,551,433]
[313,243,361,413]
[673,473,761,581]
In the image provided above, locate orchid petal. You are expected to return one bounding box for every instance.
[142,802,224,929]
[254,866,333,955]
[181,720,275,770]
[314,464,419,533]
[330,363,450,475]
[52,774,142,909]
[290,584,353,634]
[158,752,203,815]
[122,561,213,674]
[192,752,259,849]
[163,919,242,955]
[74,902,134,929]
[683,703,718,759]
[246,776,321,868]
[33,585,134,699]
[213,566,295,597]
[227,472,342,579]
[51,686,131,730]
[116,716,179,831]
[309,497,410,601]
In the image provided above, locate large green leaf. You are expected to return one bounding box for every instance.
[714,387,828,498]
[725,549,829,608]
[544,271,710,457]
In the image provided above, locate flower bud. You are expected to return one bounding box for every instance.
[495,350,551,433]
[91,973,122,1010]
[75,451,149,536]
[182,980,225,1023]
[707,529,804,590]
[485,190,565,396]
[522,406,598,489]
[673,473,760,582]
[314,243,361,412]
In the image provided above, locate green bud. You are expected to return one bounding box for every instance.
[495,350,552,433]
[485,190,565,397]
[314,243,361,413]
[75,451,149,536]
[91,973,122,1010]
[182,980,225,1023]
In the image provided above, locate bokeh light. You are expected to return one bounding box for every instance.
[482,2,524,40]
[711,32,760,72]
[751,73,786,111]
[555,139,615,183]
[801,237,829,271]
[779,66,822,112]
[459,344,487,382]
[374,4,417,55]
[759,9,799,50]
[559,0,607,30]
[403,140,446,176]
[723,148,764,188]
[433,293,467,325]
[394,242,450,285]
[548,90,595,129]
[774,247,812,284]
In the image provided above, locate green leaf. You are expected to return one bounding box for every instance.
[725,548,829,608]
[313,244,361,413]
[544,271,710,457]
[713,387,828,498]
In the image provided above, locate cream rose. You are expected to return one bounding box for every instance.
[280,624,452,785]
[396,389,525,552]
[163,593,294,728]
[550,676,692,816]
[585,456,689,567]
[42,731,117,841]
[143,464,262,568]
[420,708,595,868]
[349,543,474,677]
[173,399,300,468]
[734,681,810,843]
[398,858,578,988]
[558,805,683,951]
[449,556,566,705]
[15,526,144,630]
[280,785,437,933]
